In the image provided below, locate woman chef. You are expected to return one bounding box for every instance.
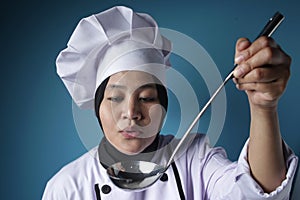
[42,6,298,200]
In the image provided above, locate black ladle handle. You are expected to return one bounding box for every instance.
[228,11,284,79]
[166,12,285,168]
[257,11,284,38]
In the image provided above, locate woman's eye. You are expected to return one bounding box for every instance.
[107,97,124,102]
[139,97,156,102]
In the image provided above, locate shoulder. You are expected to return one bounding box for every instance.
[55,146,98,177]
[42,147,99,198]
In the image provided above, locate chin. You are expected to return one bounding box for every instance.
[119,147,144,155]
[114,144,145,155]
[107,137,148,155]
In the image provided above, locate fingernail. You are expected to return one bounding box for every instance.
[233,66,244,77]
[232,78,237,84]
[234,54,245,64]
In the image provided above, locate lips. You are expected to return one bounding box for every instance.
[119,127,142,139]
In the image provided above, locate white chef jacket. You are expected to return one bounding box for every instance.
[42,134,298,200]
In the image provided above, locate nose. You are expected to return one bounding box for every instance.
[122,97,142,121]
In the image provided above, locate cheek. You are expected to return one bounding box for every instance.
[142,104,160,119]
[137,104,165,137]
[146,104,165,124]
[99,103,115,133]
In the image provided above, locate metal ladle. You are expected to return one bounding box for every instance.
[106,12,284,190]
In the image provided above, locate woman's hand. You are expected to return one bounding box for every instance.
[233,37,290,192]
[233,37,291,111]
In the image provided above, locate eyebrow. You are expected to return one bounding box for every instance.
[138,83,157,90]
[106,84,126,90]
[106,83,157,90]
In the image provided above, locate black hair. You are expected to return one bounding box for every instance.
[94,76,168,128]
[94,77,110,129]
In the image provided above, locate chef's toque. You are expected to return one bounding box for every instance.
[56,6,172,109]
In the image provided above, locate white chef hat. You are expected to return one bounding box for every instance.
[56,6,172,109]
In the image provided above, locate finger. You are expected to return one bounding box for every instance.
[235,80,287,97]
[233,47,289,78]
[236,38,251,52]
[234,65,288,84]
[235,38,251,63]
[234,36,278,65]
[245,46,288,68]
[236,83,283,103]
[232,77,238,84]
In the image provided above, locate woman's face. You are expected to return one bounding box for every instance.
[99,71,165,155]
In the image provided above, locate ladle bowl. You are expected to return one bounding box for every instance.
[107,160,165,189]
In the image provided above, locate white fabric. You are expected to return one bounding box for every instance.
[96,40,167,88]
[56,6,171,109]
[42,134,298,200]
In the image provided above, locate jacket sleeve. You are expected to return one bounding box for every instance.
[201,138,298,200]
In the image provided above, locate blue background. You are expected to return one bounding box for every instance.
[1,0,299,199]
